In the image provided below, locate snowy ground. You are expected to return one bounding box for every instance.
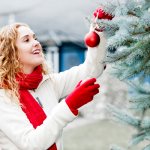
[63,118,147,150]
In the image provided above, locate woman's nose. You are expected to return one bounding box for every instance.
[33,39,40,47]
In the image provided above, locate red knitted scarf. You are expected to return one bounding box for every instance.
[16,66,57,150]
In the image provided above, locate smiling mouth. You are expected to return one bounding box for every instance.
[32,49,41,55]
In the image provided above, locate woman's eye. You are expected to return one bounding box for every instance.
[24,39,29,42]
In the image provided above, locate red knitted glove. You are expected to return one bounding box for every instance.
[93,8,113,20]
[65,78,100,115]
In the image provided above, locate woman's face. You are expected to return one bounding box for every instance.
[16,26,44,74]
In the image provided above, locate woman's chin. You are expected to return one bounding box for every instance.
[33,59,44,67]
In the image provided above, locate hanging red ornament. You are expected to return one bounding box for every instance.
[84,31,100,47]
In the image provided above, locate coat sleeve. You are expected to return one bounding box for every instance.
[0,97,76,150]
[52,32,107,100]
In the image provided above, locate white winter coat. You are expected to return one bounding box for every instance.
[0,33,106,150]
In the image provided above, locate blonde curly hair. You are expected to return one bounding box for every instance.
[0,22,49,104]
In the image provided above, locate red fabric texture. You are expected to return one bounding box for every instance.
[16,66,57,150]
[93,8,113,20]
[65,78,100,115]
[93,8,114,32]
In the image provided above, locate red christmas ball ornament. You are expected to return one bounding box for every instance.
[84,31,100,47]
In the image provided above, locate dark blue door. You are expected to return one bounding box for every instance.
[59,42,85,72]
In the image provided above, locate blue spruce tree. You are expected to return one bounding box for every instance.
[90,0,150,149]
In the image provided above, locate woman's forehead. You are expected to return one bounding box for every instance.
[17,26,34,38]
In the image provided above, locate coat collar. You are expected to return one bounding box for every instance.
[38,74,51,88]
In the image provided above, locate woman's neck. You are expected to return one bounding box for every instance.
[22,66,35,74]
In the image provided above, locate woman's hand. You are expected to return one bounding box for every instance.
[65,78,100,114]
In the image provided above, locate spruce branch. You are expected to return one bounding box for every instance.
[92,0,150,149]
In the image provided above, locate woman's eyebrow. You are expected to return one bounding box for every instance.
[20,33,36,39]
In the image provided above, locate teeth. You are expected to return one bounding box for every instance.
[33,50,40,54]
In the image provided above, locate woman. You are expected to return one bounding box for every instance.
[0,23,106,150]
